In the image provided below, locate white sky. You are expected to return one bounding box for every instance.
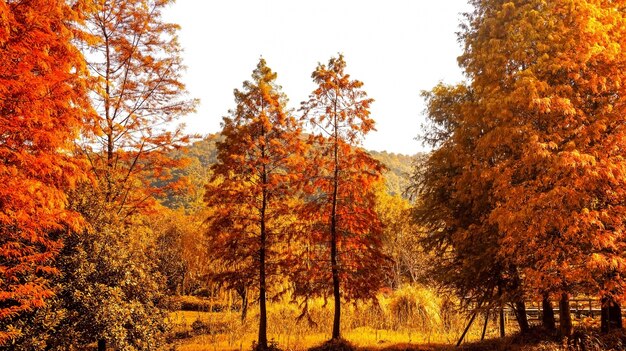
[163,0,473,155]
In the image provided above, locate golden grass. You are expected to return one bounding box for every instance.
[166,286,520,351]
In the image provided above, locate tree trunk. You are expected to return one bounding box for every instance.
[258,164,268,349]
[499,305,505,338]
[601,296,623,333]
[542,293,556,331]
[241,288,248,322]
[98,339,106,351]
[179,274,185,296]
[456,309,479,346]
[331,262,341,340]
[330,104,341,340]
[559,293,572,337]
[514,301,530,333]
[481,311,489,341]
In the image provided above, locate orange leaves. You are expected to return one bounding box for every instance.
[0,0,93,343]
[80,0,197,216]
[418,0,626,312]
[295,55,388,333]
[205,58,306,318]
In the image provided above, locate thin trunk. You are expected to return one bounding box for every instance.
[457,310,479,346]
[241,288,248,323]
[542,293,556,331]
[98,339,106,351]
[499,305,505,338]
[104,31,114,203]
[514,301,530,334]
[236,284,248,322]
[496,285,505,338]
[559,293,572,337]
[601,296,623,333]
[481,311,489,341]
[330,105,341,340]
[258,134,268,348]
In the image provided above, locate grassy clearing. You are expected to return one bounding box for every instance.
[166,285,521,351]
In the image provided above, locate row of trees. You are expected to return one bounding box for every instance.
[0,0,195,349]
[415,0,626,337]
[205,56,390,349]
[1,1,417,349]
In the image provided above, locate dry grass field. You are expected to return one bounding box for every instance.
[165,286,523,351]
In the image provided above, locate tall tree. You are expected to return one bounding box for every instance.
[57,1,196,349]
[80,0,197,215]
[297,54,388,340]
[205,58,305,350]
[417,0,626,337]
[0,0,92,345]
[415,83,528,333]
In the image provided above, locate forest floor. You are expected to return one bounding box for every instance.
[167,309,624,351]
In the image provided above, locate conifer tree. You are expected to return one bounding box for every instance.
[0,0,92,344]
[81,0,197,214]
[205,58,306,350]
[298,54,388,340]
[59,1,196,349]
[417,0,626,337]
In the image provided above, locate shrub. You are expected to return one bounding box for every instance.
[169,295,221,312]
[387,285,442,331]
[308,338,356,351]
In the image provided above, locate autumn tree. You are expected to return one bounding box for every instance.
[50,1,197,349]
[205,58,306,350]
[0,0,93,345]
[43,198,169,351]
[414,83,530,334]
[297,54,388,340]
[376,188,428,288]
[80,0,197,214]
[417,0,626,337]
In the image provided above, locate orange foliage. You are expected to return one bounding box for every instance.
[79,0,197,215]
[205,58,306,349]
[296,54,389,340]
[418,0,626,336]
[0,0,93,344]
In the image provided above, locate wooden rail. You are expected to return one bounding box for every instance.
[513,299,610,320]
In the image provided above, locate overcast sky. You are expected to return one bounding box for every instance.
[163,0,473,155]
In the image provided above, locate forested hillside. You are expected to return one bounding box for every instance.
[159,134,419,210]
[369,150,419,197]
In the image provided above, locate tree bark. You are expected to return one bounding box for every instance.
[481,311,489,341]
[559,293,572,337]
[241,288,248,323]
[258,156,268,349]
[514,300,530,333]
[330,100,341,340]
[542,293,556,331]
[601,296,623,333]
[499,305,505,338]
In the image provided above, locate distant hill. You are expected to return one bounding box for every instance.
[369,150,419,198]
[160,134,421,210]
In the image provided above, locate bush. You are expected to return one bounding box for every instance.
[169,295,222,312]
[252,339,282,351]
[387,285,442,331]
[308,338,356,351]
